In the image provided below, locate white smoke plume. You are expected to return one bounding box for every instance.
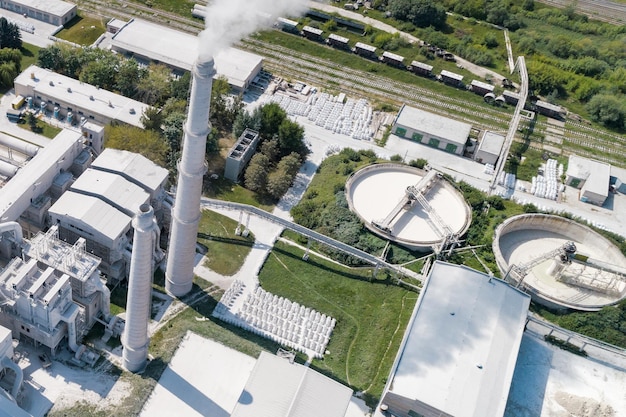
[198,0,308,59]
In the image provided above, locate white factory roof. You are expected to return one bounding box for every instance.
[15,65,149,128]
[7,0,75,16]
[478,131,505,155]
[110,19,263,89]
[277,17,298,27]
[383,261,530,417]
[70,168,150,216]
[0,129,81,222]
[230,351,352,417]
[567,154,611,196]
[90,148,168,194]
[395,105,472,146]
[48,191,130,244]
[440,69,464,82]
[302,25,323,36]
[470,79,495,93]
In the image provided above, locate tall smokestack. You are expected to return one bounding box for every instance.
[122,204,158,373]
[165,57,216,297]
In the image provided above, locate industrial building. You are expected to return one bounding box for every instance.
[469,79,495,96]
[392,105,471,155]
[407,60,433,77]
[230,351,353,417]
[14,65,150,129]
[224,129,260,182]
[0,129,87,235]
[0,223,111,360]
[502,90,520,105]
[475,131,505,165]
[48,149,168,282]
[109,18,263,92]
[0,0,77,26]
[379,261,530,417]
[439,69,464,86]
[566,155,611,206]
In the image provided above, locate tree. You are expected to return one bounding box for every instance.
[260,138,280,163]
[266,170,293,199]
[277,118,307,158]
[0,17,21,49]
[170,71,191,100]
[260,102,287,138]
[104,124,169,166]
[586,94,626,129]
[136,64,171,105]
[388,0,446,29]
[0,48,20,88]
[244,153,270,192]
[37,45,64,70]
[140,107,164,132]
[277,152,301,177]
[233,109,262,138]
[79,58,117,90]
[116,59,142,97]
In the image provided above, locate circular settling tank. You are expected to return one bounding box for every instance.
[493,214,626,311]
[345,163,471,250]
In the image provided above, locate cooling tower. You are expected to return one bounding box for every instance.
[122,204,159,373]
[165,56,216,297]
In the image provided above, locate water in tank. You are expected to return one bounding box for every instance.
[54,106,60,120]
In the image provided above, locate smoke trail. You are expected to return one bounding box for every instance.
[198,0,308,59]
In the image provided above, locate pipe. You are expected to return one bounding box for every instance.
[92,274,111,321]
[165,56,216,297]
[0,356,23,399]
[0,133,39,157]
[0,222,23,244]
[0,160,18,178]
[60,303,80,352]
[123,204,158,373]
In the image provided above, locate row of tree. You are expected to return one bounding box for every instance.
[0,17,22,89]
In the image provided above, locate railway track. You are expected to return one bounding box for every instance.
[536,0,626,25]
[77,0,626,167]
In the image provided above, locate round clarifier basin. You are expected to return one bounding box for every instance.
[345,163,471,250]
[493,214,626,311]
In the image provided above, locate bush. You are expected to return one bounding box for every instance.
[408,158,428,169]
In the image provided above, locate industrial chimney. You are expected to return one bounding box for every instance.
[122,204,159,373]
[165,57,216,297]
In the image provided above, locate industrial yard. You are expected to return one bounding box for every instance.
[1,0,626,416]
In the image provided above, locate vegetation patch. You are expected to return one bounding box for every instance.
[543,334,588,356]
[258,240,417,406]
[197,208,255,276]
[55,15,106,46]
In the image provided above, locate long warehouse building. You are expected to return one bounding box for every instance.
[109,18,263,92]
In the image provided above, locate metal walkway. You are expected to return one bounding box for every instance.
[201,198,423,285]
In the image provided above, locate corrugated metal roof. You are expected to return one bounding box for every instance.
[90,149,168,194]
[230,352,352,417]
[48,191,130,244]
[70,168,150,217]
[382,261,530,417]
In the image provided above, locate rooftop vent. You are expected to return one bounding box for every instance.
[89,95,94,101]
[49,81,54,86]
[129,108,135,114]
[67,87,72,93]
[30,72,35,79]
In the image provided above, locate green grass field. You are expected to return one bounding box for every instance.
[19,43,40,70]
[258,240,417,405]
[198,208,255,276]
[204,176,275,212]
[17,118,62,139]
[55,15,106,45]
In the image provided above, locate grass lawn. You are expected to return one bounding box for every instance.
[16,117,62,138]
[20,43,40,71]
[129,0,196,17]
[197,208,255,276]
[258,240,417,405]
[55,15,106,45]
[204,175,275,211]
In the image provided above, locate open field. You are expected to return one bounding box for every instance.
[258,240,417,405]
[55,14,107,45]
